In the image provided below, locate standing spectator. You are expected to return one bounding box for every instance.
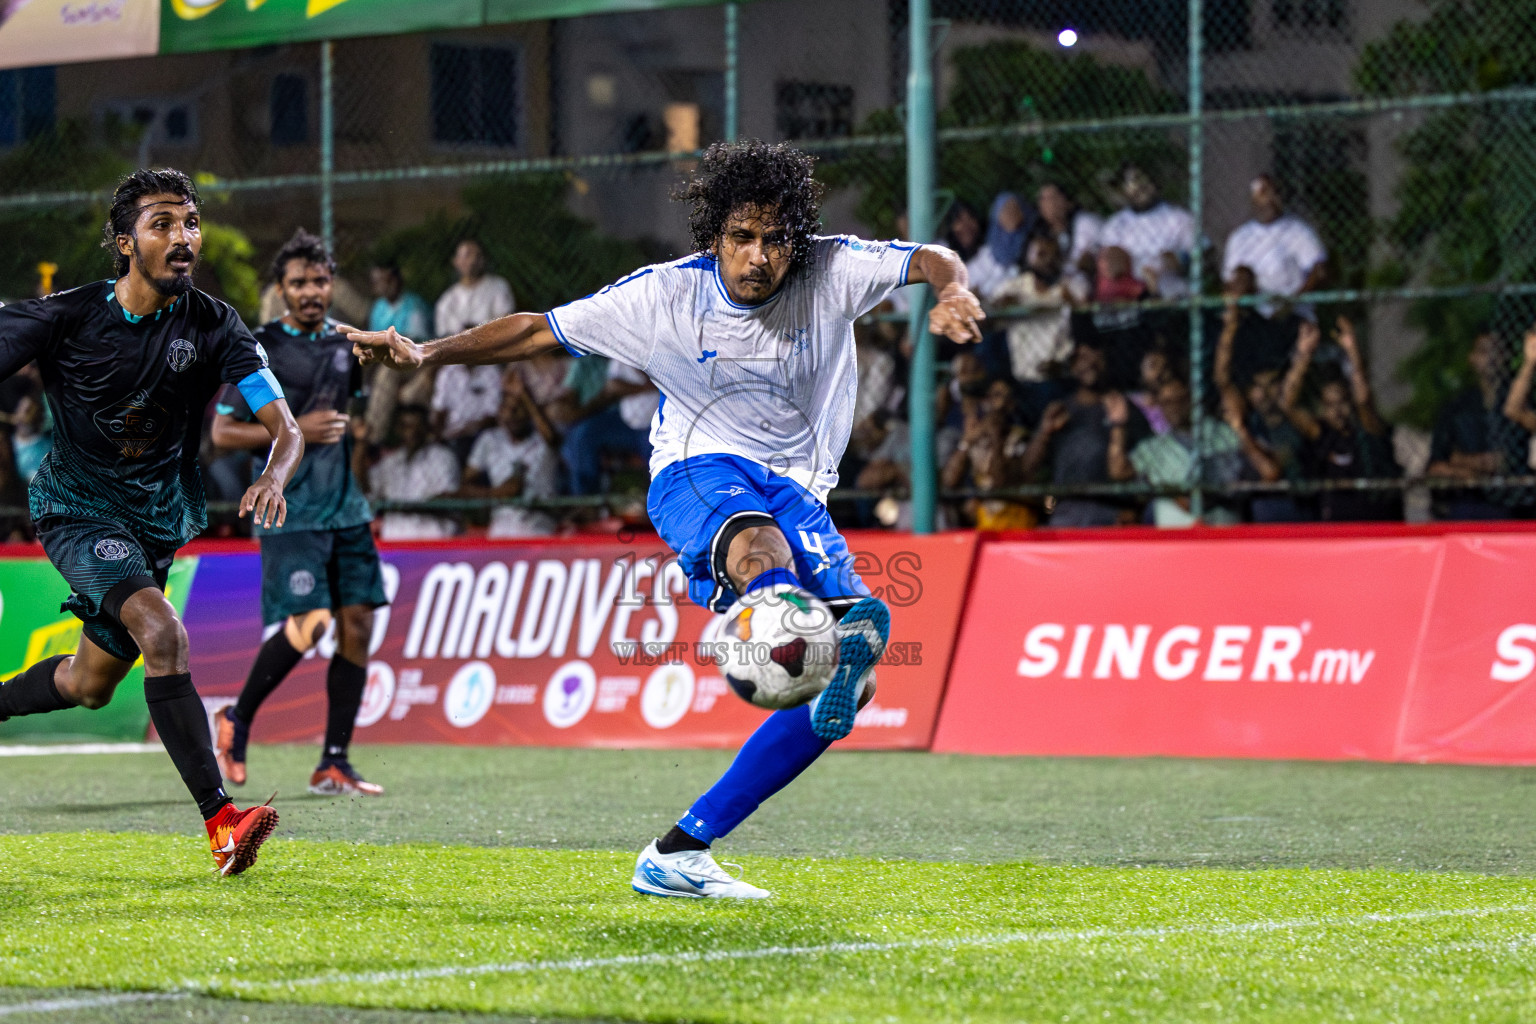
[462,375,561,537]
[989,235,1082,386]
[369,261,431,338]
[1022,340,1149,526]
[1281,317,1402,521]
[1111,379,1279,527]
[1036,181,1103,277]
[1216,266,1301,388]
[1421,327,1512,520]
[10,388,50,484]
[1215,294,1308,521]
[1129,345,1175,436]
[363,261,433,444]
[1089,245,1154,390]
[1099,164,1196,298]
[432,239,514,457]
[1221,174,1327,316]
[968,192,1034,300]
[367,405,461,539]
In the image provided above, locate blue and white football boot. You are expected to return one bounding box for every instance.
[631,840,771,899]
[809,596,890,742]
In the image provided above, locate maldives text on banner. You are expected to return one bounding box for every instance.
[931,530,1536,765]
[184,532,975,750]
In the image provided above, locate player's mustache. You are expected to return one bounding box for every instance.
[166,246,196,266]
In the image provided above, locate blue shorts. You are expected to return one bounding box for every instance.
[647,454,870,613]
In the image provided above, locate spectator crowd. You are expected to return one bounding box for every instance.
[0,162,1531,541]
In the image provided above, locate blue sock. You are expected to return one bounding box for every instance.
[746,567,799,593]
[676,703,830,844]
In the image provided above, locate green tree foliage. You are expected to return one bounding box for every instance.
[0,122,262,318]
[1357,0,1536,428]
[367,174,647,314]
[820,41,1184,238]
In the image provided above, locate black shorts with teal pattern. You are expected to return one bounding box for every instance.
[36,515,175,663]
[259,523,388,626]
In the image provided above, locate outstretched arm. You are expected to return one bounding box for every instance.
[345,312,563,372]
[1505,328,1536,433]
[907,245,986,344]
[1335,316,1385,436]
[1281,320,1322,441]
[241,398,303,528]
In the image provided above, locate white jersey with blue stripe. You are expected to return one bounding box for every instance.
[546,234,917,501]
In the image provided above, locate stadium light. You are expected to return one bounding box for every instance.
[1057,27,1079,47]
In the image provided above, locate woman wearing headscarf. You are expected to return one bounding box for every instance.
[967,192,1034,301]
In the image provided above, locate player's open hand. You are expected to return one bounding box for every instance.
[344,325,424,370]
[239,472,287,529]
[928,283,986,344]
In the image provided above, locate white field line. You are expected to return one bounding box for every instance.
[219,902,1536,993]
[0,992,187,1016]
[0,743,159,757]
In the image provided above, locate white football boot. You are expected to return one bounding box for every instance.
[631,840,772,898]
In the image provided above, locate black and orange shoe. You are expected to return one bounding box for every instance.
[207,799,278,876]
[215,706,249,786]
[308,761,384,797]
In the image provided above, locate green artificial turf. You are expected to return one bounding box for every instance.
[3,832,1536,1023]
[6,744,1536,1021]
[5,744,1536,872]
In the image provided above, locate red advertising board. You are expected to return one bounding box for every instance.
[186,532,975,751]
[1396,532,1536,763]
[933,536,1444,760]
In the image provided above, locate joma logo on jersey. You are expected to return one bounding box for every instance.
[94,391,169,459]
[167,338,196,372]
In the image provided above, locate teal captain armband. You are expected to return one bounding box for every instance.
[236,368,284,413]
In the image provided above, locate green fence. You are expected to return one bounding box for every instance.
[2,0,1534,532]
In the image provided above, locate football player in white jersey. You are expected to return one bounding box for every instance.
[347,141,982,897]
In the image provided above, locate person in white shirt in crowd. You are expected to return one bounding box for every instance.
[989,234,1089,388]
[367,404,461,539]
[462,373,561,537]
[1036,181,1103,277]
[431,239,515,456]
[560,357,658,496]
[1221,173,1328,316]
[1099,164,1196,297]
[967,192,1034,301]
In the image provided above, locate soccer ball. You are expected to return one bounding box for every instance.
[716,585,839,709]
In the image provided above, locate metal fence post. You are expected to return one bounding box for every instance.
[907,0,937,534]
[320,39,335,254]
[724,2,739,143]
[1186,0,1205,521]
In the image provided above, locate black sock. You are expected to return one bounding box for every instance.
[656,826,710,855]
[232,631,304,724]
[320,656,366,766]
[145,673,230,820]
[0,655,74,719]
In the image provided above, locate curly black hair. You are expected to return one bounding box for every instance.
[269,227,335,282]
[673,140,825,275]
[101,168,199,278]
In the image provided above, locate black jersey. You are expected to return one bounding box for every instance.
[217,319,371,535]
[0,281,278,549]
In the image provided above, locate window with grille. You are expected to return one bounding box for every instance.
[775,81,853,141]
[0,66,55,147]
[1272,0,1348,34]
[270,73,308,146]
[430,43,519,147]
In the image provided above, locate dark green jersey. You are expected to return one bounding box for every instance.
[0,281,279,549]
[217,319,371,535]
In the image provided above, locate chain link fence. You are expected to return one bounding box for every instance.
[0,0,1533,534]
